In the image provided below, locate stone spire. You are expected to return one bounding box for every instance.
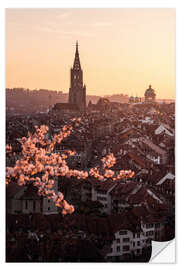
[69,41,86,112]
[73,40,81,70]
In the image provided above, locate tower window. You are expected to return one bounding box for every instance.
[74,75,76,79]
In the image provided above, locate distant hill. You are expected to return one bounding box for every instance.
[6,88,174,114]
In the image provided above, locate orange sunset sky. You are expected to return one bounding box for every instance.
[6,8,175,99]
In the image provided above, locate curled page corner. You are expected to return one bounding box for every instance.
[150,239,175,263]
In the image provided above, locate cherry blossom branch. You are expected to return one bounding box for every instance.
[6,117,134,215]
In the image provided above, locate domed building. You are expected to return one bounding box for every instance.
[129,96,135,103]
[135,96,141,103]
[129,95,141,104]
[144,85,156,103]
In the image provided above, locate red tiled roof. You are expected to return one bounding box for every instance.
[127,152,146,168]
[128,187,148,204]
[110,182,137,196]
[107,212,141,233]
[6,182,24,199]
[20,184,40,200]
[53,103,79,111]
[84,178,116,192]
[131,205,148,217]
[140,137,166,155]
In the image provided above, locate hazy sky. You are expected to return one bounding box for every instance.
[6,8,175,99]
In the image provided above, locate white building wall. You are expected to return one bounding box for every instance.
[94,183,117,214]
[42,180,58,214]
[22,199,42,214]
[11,199,22,214]
[91,186,97,201]
[106,221,165,260]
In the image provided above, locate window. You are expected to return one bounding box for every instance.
[119,231,127,235]
[123,246,130,252]
[84,185,91,191]
[33,200,36,211]
[146,224,153,229]
[137,241,140,246]
[146,239,151,244]
[97,196,106,201]
[25,200,28,209]
[48,207,50,211]
[48,199,50,203]
[98,190,106,195]
[116,239,120,243]
[117,246,120,252]
[123,238,130,243]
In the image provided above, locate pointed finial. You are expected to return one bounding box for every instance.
[76,40,78,49]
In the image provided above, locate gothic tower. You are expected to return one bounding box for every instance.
[69,41,86,112]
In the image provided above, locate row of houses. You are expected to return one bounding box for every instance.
[7,170,174,217]
[81,177,172,213]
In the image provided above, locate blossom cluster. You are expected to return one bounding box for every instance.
[6,117,134,214]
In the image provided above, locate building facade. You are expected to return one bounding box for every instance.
[6,182,58,215]
[144,85,156,103]
[106,220,165,261]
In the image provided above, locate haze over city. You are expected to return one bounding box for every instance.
[6,8,175,99]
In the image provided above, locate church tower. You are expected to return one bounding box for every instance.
[69,41,86,112]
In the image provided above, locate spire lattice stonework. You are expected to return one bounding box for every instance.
[73,41,81,70]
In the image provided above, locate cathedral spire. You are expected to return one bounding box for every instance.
[69,42,86,111]
[73,41,81,70]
